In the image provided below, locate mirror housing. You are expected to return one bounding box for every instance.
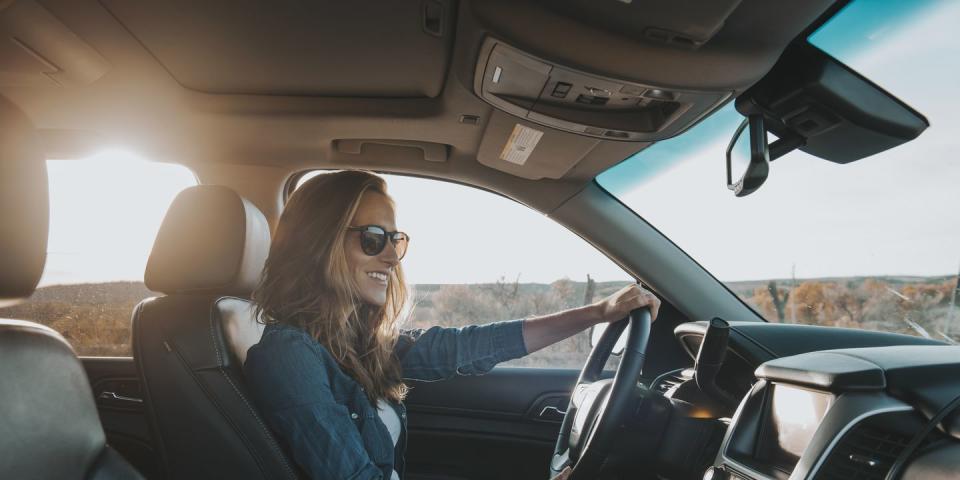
[736,42,928,164]
[726,115,770,197]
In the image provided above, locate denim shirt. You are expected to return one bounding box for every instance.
[243,319,528,480]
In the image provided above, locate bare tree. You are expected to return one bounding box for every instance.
[767,280,789,323]
[583,274,596,305]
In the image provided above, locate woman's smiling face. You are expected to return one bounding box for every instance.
[345,191,400,307]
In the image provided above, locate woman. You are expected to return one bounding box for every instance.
[244,170,660,480]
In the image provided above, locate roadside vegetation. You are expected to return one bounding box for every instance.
[1,276,956,366]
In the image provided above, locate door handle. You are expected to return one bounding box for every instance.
[538,406,567,421]
[98,391,143,404]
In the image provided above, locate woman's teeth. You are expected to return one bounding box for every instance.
[367,272,388,283]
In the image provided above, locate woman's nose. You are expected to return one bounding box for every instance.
[379,240,400,265]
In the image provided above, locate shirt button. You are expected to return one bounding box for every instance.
[350,412,359,419]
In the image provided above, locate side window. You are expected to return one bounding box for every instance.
[296,172,635,369]
[0,152,197,356]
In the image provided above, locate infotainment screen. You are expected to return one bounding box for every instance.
[760,384,833,472]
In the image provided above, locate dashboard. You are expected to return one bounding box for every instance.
[656,321,960,480]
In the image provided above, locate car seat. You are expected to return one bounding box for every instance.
[132,185,301,479]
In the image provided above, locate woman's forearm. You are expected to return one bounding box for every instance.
[521,304,601,354]
[518,283,662,355]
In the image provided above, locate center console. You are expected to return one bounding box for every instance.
[710,380,912,480]
[705,346,960,480]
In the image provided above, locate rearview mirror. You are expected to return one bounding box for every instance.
[724,42,928,197]
[726,115,769,197]
[589,322,626,356]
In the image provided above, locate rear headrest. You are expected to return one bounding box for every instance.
[0,95,48,306]
[145,185,270,296]
[0,319,107,477]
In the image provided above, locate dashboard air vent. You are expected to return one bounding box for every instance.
[816,424,912,480]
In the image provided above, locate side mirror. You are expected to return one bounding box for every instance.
[726,115,770,197]
[589,322,626,356]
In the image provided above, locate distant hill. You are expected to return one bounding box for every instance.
[24,281,157,306]
[725,275,956,294]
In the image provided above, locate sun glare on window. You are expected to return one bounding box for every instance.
[41,150,197,286]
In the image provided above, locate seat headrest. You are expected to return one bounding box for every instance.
[0,319,107,477]
[0,96,48,306]
[145,185,270,296]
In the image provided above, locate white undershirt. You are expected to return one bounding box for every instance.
[376,399,401,480]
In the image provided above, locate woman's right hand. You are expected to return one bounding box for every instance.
[551,466,572,480]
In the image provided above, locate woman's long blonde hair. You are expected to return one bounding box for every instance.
[254,170,409,403]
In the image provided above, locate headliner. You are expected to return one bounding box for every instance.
[0,0,835,213]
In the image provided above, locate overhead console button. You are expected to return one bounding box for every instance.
[551,82,572,98]
[477,44,551,117]
[474,37,730,142]
[575,94,608,106]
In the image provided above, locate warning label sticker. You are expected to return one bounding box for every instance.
[499,124,544,165]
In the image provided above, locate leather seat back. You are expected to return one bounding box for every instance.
[134,185,301,479]
[0,320,144,480]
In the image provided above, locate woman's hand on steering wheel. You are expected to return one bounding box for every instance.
[591,283,660,324]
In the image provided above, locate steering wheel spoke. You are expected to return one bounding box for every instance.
[570,382,591,409]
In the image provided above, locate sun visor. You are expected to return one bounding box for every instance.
[0,0,110,87]
[102,0,454,97]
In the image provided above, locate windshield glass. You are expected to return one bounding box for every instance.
[597,0,960,343]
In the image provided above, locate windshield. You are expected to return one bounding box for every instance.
[597,0,960,343]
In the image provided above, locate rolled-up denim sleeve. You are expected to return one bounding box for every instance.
[244,329,384,480]
[399,318,529,381]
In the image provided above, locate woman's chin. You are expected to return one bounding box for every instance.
[360,292,387,307]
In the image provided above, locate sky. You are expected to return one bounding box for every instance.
[40,0,960,287]
[599,0,960,282]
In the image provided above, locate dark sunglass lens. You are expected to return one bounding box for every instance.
[359,230,387,255]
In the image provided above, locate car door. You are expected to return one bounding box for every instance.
[402,302,691,480]
[83,356,161,478]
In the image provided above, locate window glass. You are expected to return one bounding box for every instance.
[596,0,960,343]
[0,151,197,355]
[295,172,635,368]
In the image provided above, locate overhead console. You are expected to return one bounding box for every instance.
[473,37,729,141]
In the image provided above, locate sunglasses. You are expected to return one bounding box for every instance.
[347,225,410,260]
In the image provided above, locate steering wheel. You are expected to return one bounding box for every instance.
[549,308,652,479]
